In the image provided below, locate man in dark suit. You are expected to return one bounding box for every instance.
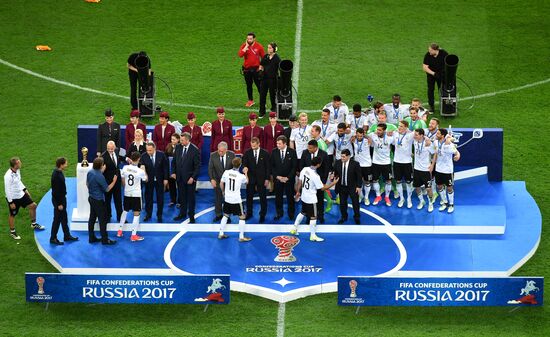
[97,109,121,157]
[208,141,235,221]
[171,132,201,222]
[333,149,362,224]
[300,140,330,223]
[141,142,169,222]
[270,135,297,220]
[242,137,270,223]
[283,115,298,141]
[101,141,123,222]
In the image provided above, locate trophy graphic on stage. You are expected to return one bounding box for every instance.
[271,236,300,262]
[349,279,358,298]
[36,276,45,295]
[81,147,89,167]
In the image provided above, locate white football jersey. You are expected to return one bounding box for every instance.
[121,164,147,197]
[329,132,354,160]
[346,114,369,132]
[323,102,349,124]
[366,112,378,127]
[424,128,438,142]
[384,103,410,125]
[369,133,395,165]
[290,125,312,159]
[433,139,457,174]
[312,120,337,154]
[221,169,247,204]
[353,138,372,167]
[299,167,323,204]
[393,132,415,164]
[413,138,435,171]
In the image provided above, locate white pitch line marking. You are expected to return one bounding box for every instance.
[292,0,304,114]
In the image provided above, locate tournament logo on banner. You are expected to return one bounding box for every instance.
[26,273,230,305]
[338,277,544,307]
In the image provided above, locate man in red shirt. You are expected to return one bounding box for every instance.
[262,111,284,153]
[210,107,234,153]
[125,109,147,151]
[241,113,264,154]
[182,112,204,154]
[238,32,265,108]
[153,111,175,152]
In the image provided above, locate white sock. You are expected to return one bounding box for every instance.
[131,215,140,236]
[239,219,245,239]
[384,183,392,197]
[294,213,305,232]
[309,219,317,235]
[439,189,448,203]
[417,192,425,203]
[118,211,128,230]
[219,216,228,236]
[364,184,371,199]
[396,183,404,200]
[374,182,381,196]
[447,190,454,205]
[406,183,413,200]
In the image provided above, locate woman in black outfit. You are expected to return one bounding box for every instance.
[258,42,281,118]
[126,129,146,163]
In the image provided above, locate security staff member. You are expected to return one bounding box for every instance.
[422,43,449,112]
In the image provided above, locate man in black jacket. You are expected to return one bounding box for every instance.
[270,135,297,220]
[97,109,121,157]
[141,142,169,222]
[300,140,330,223]
[242,137,270,223]
[101,141,123,222]
[171,132,201,222]
[50,157,78,245]
[333,149,362,224]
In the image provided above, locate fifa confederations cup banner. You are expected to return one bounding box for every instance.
[338,277,543,307]
[26,273,230,304]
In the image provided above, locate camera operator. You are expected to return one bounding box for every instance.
[422,43,448,112]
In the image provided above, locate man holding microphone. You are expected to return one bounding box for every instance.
[238,32,265,108]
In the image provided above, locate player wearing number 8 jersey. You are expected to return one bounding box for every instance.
[118,152,148,242]
[219,157,251,242]
[290,157,339,242]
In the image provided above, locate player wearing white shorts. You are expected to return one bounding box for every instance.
[352,128,373,205]
[432,128,460,213]
[118,152,148,242]
[393,120,415,208]
[369,123,396,206]
[291,157,338,242]
[290,112,312,161]
[412,128,435,212]
[219,157,251,242]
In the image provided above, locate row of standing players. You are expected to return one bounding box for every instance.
[88,95,458,244]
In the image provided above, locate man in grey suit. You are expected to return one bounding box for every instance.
[208,142,235,222]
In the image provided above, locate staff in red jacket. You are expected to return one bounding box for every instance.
[262,112,284,152]
[241,113,264,154]
[182,112,204,154]
[153,111,175,152]
[125,109,147,151]
[238,32,265,108]
[210,107,233,153]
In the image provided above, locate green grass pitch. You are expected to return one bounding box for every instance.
[0,0,548,336]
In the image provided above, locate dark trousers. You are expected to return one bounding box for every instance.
[274,179,295,217]
[246,179,267,217]
[88,197,108,241]
[316,190,325,221]
[168,176,177,204]
[50,201,69,240]
[427,75,442,108]
[177,180,196,218]
[145,179,164,219]
[338,187,361,221]
[244,69,260,100]
[130,71,138,109]
[105,181,122,221]
[259,77,277,115]
[214,184,224,218]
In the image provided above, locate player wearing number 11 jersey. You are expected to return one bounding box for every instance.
[118,152,148,242]
[219,157,251,242]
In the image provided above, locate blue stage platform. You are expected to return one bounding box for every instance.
[34,172,541,302]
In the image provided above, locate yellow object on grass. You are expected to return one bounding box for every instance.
[35,45,52,51]
[85,0,101,3]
